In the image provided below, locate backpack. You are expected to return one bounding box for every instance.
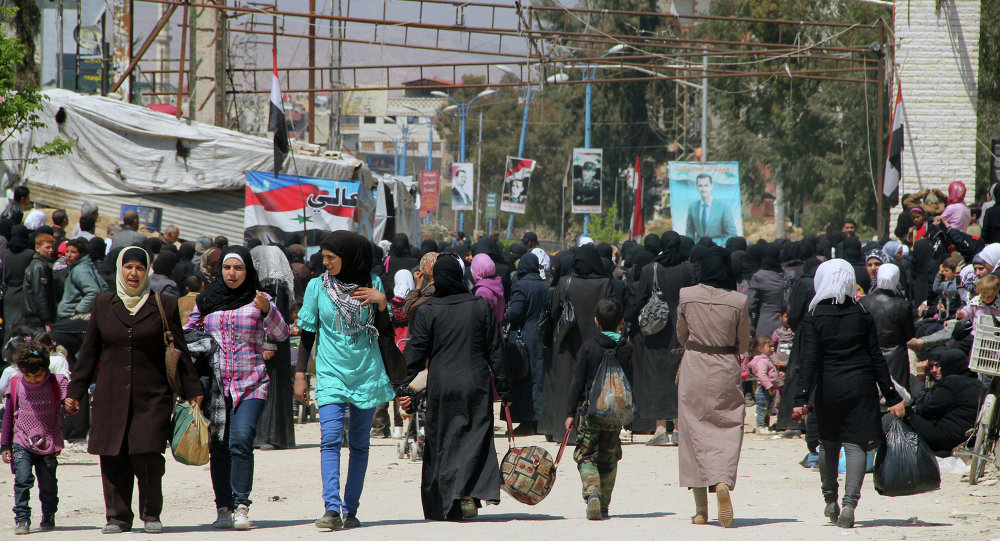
[10,375,61,413]
[739,354,753,382]
[585,339,637,427]
[9,375,63,454]
[638,262,671,335]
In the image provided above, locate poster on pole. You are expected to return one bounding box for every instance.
[668,161,743,245]
[485,192,499,220]
[450,163,474,210]
[571,148,603,214]
[420,170,440,217]
[500,157,535,214]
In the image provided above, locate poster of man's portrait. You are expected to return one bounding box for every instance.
[450,163,474,211]
[668,161,743,245]
[571,148,602,214]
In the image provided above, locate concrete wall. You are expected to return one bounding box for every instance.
[893,0,979,206]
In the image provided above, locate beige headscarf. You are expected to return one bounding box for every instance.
[116,247,151,315]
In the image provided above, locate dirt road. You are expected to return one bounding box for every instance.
[1,418,999,540]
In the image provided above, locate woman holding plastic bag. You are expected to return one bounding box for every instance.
[792,259,906,529]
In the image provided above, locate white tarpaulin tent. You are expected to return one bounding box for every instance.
[371,174,421,244]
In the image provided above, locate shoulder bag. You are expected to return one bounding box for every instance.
[638,262,671,335]
[536,286,555,349]
[155,292,184,396]
[502,322,531,383]
[555,276,576,345]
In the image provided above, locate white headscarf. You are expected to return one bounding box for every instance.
[974,243,1000,270]
[250,245,294,301]
[577,235,594,247]
[808,258,857,312]
[876,263,900,292]
[531,247,550,271]
[960,264,978,287]
[116,247,151,315]
[24,209,46,231]
[393,269,415,298]
[378,240,392,257]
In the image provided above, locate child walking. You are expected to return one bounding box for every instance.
[748,336,782,435]
[1,339,72,534]
[564,298,634,520]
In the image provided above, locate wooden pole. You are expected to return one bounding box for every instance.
[175,1,188,117]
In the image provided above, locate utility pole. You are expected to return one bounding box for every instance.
[876,19,887,238]
[701,52,708,162]
[475,110,483,236]
[308,0,316,143]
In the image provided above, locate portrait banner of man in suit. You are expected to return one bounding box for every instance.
[450,162,475,211]
[668,161,743,245]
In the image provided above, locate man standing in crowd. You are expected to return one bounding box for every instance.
[72,201,100,237]
[109,210,146,250]
[23,233,57,333]
[522,231,539,251]
[51,209,69,244]
[841,219,857,237]
[159,225,180,247]
[76,215,97,241]
[57,238,105,318]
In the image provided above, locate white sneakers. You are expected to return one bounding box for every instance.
[391,426,405,439]
[233,504,251,531]
[212,507,233,529]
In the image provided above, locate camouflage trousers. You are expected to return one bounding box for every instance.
[573,415,622,508]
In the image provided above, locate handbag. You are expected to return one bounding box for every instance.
[155,292,185,395]
[536,287,555,349]
[503,323,531,383]
[374,305,408,385]
[170,400,211,466]
[638,262,670,335]
[500,404,570,505]
[554,276,576,345]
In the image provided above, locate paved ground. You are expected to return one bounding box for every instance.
[1,413,999,540]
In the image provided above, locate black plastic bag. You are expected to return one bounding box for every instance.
[586,345,637,427]
[873,417,941,497]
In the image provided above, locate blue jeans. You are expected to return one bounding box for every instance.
[11,444,58,522]
[319,403,376,515]
[210,398,265,509]
[755,386,774,427]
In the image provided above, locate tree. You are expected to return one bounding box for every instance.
[0,6,74,174]
[977,0,1000,200]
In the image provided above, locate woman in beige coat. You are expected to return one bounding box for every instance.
[676,246,752,528]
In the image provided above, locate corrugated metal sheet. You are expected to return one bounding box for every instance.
[29,184,246,242]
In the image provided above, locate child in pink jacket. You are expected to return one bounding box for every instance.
[749,336,782,435]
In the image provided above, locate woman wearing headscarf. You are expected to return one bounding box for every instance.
[287,244,311,302]
[860,264,916,389]
[420,239,438,258]
[149,250,180,297]
[539,244,615,443]
[371,268,415,440]
[861,249,886,294]
[2,225,35,341]
[774,255,823,438]
[503,252,550,434]
[643,234,662,257]
[675,246,751,527]
[475,237,512,300]
[66,247,203,533]
[199,247,222,284]
[904,349,980,454]
[292,232,394,530]
[530,247,551,281]
[941,181,971,233]
[386,233,419,278]
[748,243,787,337]
[982,184,1000,244]
[250,245,297,451]
[627,231,695,446]
[471,253,505,323]
[402,255,510,520]
[184,246,290,530]
[792,259,905,529]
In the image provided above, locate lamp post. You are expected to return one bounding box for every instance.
[405,103,458,170]
[431,89,495,234]
[578,44,625,235]
[496,66,569,238]
[378,117,415,176]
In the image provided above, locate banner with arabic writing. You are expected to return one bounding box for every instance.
[245,171,360,244]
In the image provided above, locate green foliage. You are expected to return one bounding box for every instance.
[0,7,74,169]
[977,0,1000,200]
[586,204,626,244]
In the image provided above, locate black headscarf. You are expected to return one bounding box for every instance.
[509,242,528,262]
[815,236,832,259]
[0,218,12,240]
[938,348,975,378]
[321,231,374,287]
[698,246,737,290]
[655,231,683,267]
[88,236,107,263]
[679,236,695,261]
[840,236,863,265]
[143,237,163,256]
[595,243,613,261]
[437,241,451,253]
[389,233,412,257]
[196,246,261,316]
[620,241,637,267]
[553,250,576,282]
[475,237,505,267]
[178,241,195,261]
[761,243,783,272]
[433,255,469,297]
[153,250,178,276]
[725,236,746,254]
[730,250,745,282]
[7,225,30,253]
[744,242,764,280]
[572,244,606,278]
[630,250,653,282]
[517,252,540,279]
[420,239,438,256]
[801,256,822,278]
[643,234,662,256]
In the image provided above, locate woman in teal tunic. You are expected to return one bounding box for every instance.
[294,231,394,531]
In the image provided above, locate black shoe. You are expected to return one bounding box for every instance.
[824,502,840,524]
[601,507,609,519]
[315,510,343,530]
[40,514,55,531]
[343,513,362,529]
[837,506,855,528]
[512,421,538,436]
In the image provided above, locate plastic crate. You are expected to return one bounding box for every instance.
[970,315,1000,377]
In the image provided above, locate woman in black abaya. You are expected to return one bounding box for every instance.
[402,255,510,521]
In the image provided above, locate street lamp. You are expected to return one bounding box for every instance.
[578,44,626,234]
[378,117,416,176]
[430,89,495,233]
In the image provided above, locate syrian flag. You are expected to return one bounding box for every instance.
[630,155,644,240]
[883,82,904,207]
[268,49,289,178]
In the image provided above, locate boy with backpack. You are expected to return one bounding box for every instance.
[564,298,634,521]
[1,339,73,534]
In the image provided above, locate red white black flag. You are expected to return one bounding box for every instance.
[268,49,289,178]
[631,155,644,240]
[883,82,904,207]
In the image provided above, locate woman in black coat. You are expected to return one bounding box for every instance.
[626,231,694,445]
[793,259,905,529]
[402,256,510,521]
[385,234,419,278]
[538,244,614,443]
[503,253,550,434]
[748,243,786,337]
[2,225,35,341]
[906,349,982,453]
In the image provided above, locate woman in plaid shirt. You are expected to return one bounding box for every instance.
[185,246,290,531]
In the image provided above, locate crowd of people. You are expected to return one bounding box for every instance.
[0,179,992,534]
